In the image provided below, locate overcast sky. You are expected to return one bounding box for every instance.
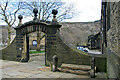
[61,0,102,22]
[0,0,102,25]
[23,0,102,22]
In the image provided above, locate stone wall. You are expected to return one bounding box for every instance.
[105,2,120,78]
[107,2,120,57]
[2,36,17,61]
[46,31,107,72]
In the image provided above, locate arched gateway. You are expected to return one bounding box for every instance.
[2,9,106,72]
[14,9,61,63]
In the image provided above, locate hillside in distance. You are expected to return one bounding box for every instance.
[60,20,101,46]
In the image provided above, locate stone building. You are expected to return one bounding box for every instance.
[88,32,101,49]
[101,1,120,78]
[28,32,45,50]
[0,25,16,48]
[0,25,8,44]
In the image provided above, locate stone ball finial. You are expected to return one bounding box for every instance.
[33,8,38,20]
[18,15,23,20]
[52,9,58,22]
[52,9,58,15]
[33,8,38,14]
[18,15,23,26]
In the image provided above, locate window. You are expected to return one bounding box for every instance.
[32,40,37,46]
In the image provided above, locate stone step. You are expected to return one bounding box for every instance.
[61,64,91,71]
[59,68,90,75]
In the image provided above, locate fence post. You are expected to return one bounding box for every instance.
[52,55,58,72]
[90,57,95,78]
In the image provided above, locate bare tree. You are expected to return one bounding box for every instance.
[23,1,74,51]
[0,0,23,44]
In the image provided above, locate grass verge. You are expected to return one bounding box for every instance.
[29,50,45,54]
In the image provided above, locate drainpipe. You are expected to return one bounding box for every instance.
[101,2,107,54]
[103,2,107,47]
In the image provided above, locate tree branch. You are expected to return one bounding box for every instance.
[4,0,8,11]
[11,1,21,26]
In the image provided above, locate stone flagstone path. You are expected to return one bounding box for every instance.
[0,55,89,78]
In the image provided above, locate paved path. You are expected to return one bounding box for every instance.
[0,55,89,78]
[88,50,102,54]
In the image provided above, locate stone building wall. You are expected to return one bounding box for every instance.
[0,25,8,44]
[104,2,120,78]
[28,33,45,50]
[107,2,120,56]
[0,25,16,46]
[28,32,45,46]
